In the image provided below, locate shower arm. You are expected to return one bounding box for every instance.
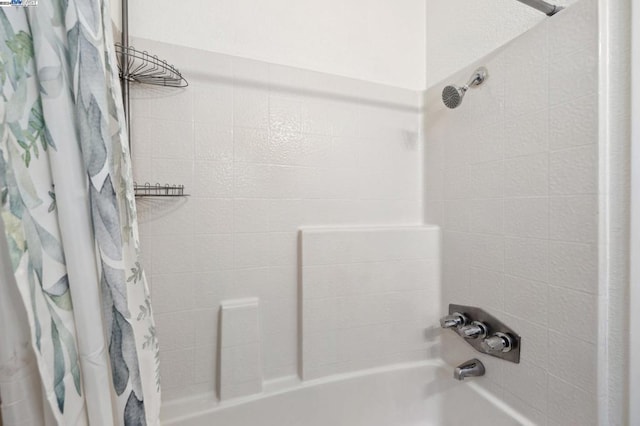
[460,67,488,93]
[464,70,485,89]
[515,0,563,16]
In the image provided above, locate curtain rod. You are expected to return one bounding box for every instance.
[515,0,563,16]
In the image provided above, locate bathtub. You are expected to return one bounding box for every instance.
[161,360,533,426]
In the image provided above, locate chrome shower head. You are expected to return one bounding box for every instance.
[441,67,488,109]
[442,85,467,109]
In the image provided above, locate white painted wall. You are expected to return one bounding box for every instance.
[600,0,632,424]
[631,0,640,421]
[113,0,585,90]
[114,0,426,90]
[425,0,579,88]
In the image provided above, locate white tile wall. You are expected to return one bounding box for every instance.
[300,227,440,380]
[132,38,423,401]
[424,1,599,424]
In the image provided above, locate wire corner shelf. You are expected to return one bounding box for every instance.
[116,43,188,88]
[133,182,189,198]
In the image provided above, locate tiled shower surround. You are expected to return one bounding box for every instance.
[300,227,440,380]
[130,38,423,401]
[424,1,600,425]
[131,0,605,422]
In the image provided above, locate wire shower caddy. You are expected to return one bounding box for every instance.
[133,183,188,197]
[115,43,188,88]
[118,0,189,198]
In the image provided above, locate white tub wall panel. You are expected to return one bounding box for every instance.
[219,344,263,400]
[133,38,423,400]
[301,228,439,266]
[424,1,599,424]
[300,226,440,380]
[219,298,263,400]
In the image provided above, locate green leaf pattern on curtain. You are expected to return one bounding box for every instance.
[0,0,161,424]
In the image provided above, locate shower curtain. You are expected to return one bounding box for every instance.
[0,0,160,425]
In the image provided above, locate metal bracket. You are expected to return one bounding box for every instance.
[447,304,521,363]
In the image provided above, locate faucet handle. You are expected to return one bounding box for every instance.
[440,312,469,329]
[481,332,514,353]
[459,321,488,339]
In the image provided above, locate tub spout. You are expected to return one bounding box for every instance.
[454,358,485,381]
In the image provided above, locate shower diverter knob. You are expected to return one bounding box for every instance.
[440,312,469,329]
[481,332,514,353]
[459,321,488,340]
